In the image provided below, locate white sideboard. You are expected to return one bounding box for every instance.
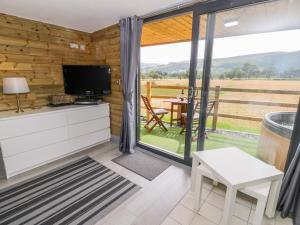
[0,103,111,178]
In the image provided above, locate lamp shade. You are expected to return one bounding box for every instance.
[3,77,30,94]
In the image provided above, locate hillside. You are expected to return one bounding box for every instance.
[141,51,300,77]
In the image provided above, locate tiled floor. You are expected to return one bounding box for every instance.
[162,179,293,225]
[0,142,190,225]
[0,142,293,225]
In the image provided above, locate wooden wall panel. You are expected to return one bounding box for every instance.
[0,13,104,112]
[92,24,122,136]
[0,13,122,137]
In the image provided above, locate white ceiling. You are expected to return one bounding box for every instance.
[0,0,192,33]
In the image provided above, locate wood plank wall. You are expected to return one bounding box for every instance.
[0,13,122,136]
[0,13,104,111]
[92,24,122,136]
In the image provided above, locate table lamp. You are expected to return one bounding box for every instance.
[3,77,30,113]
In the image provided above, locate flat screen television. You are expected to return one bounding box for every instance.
[63,65,111,96]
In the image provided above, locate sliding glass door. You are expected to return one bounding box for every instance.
[137,10,210,163]
[138,12,194,163]
[137,0,300,168]
[192,0,300,171]
[183,12,210,159]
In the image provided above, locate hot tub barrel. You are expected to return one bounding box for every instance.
[257,112,295,171]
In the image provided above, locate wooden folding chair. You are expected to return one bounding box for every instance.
[180,100,216,139]
[141,95,169,132]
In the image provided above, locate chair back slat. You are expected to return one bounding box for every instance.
[193,101,200,115]
[206,100,216,117]
[192,100,216,130]
[141,95,155,115]
[194,100,215,117]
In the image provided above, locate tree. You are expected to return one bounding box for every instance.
[283,68,300,79]
[147,71,163,79]
[261,66,276,79]
[172,70,189,79]
[224,67,244,79]
[219,74,225,80]
[241,63,259,79]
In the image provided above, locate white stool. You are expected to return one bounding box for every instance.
[194,165,271,225]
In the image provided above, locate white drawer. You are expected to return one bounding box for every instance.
[1,127,68,157]
[0,113,67,140]
[68,117,110,138]
[67,105,109,124]
[5,141,70,177]
[69,129,110,151]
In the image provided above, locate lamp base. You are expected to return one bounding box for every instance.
[16,108,24,113]
[16,94,25,113]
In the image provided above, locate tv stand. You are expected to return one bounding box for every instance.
[74,96,102,105]
[74,99,102,105]
[0,104,111,178]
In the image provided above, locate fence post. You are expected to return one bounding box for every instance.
[146,81,152,121]
[212,85,220,131]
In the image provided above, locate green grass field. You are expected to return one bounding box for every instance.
[158,115,261,134]
[140,122,258,157]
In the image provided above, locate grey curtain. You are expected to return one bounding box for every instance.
[284,99,300,172]
[119,16,143,153]
[277,100,300,225]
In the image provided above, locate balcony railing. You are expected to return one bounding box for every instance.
[142,81,300,131]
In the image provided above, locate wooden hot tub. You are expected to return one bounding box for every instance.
[257,112,295,171]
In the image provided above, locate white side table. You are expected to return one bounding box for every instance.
[191,147,283,225]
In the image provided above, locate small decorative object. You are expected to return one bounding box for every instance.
[177,89,185,101]
[3,77,30,113]
[48,94,74,106]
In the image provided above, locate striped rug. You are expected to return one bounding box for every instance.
[0,157,141,225]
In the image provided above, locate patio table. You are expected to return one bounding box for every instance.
[164,98,188,126]
[191,147,283,225]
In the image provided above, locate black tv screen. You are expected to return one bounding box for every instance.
[63,65,111,96]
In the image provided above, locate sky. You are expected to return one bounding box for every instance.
[141,29,300,64]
